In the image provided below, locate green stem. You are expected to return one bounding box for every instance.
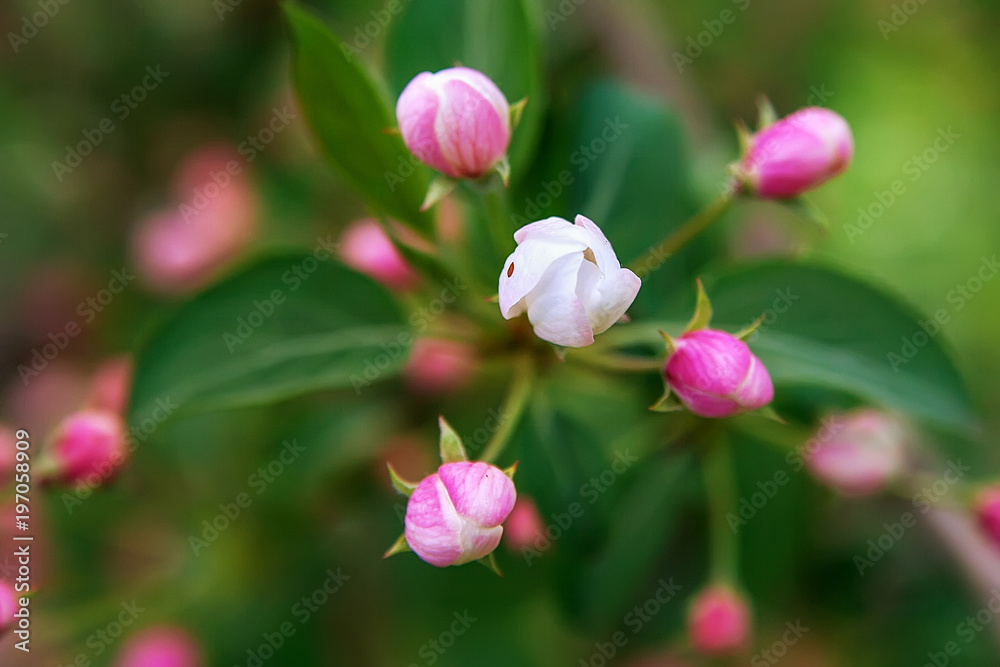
[570,351,664,373]
[482,180,514,264]
[704,430,740,585]
[628,189,736,277]
[479,355,535,464]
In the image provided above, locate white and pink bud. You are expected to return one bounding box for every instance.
[338,219,419,291]
[115,626,204,667]
[738,107,853,199]
[974,487,1000,549]
[687,585,751,656]
[499,215,641,347]
[396,67,511,180]
[405,461,516,567]
[48,410,128,487]
[86,357,133,415]
[664,330,773,418]
[0,579,17,638]
[404,338,476,394]
[503,497,546,553]
[804,410,907,496]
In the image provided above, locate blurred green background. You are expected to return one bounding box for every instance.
[2,0,999,665]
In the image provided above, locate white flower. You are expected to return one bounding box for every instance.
[498,215,641,347]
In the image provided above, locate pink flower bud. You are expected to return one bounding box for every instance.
[664,329,773,418]
[338,219,419,291]
[396,67,511,179]
[115,626,204,667]
[404,338,476,394]
[405,461,516,567]
[132,145,257,294]
[974,487,1000,548]
[0,579,17,638]
[739,107,853,199]
[499,215,641,347]
[49,410,128,486]
[503,497,546,553]
[87,357,133,415]
[687,586,751,656]
[804,410,907,496]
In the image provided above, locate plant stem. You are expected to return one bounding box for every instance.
[704,430,740,585]
[570,351,664,373]
[628,189,736,276]
[482,179,514,264]
[480,354,535,464]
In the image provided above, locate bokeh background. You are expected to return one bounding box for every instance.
[2,0,999,665]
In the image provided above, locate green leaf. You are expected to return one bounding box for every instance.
[569,82,708,318]
[129,253,410,425]
[284,3,432,229]
[706,262,977,434]
[384,0,544,181]
[387,463,418,496]
[683,278,713,331]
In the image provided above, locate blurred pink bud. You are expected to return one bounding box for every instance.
[974,488,1000,549]
[804,410,907,496]
[739,107,853,199]
[116,626,204,667]
[405,461,516,567]
[339,219,419,291]
[687,586,751,656]
[503,497,546,553]
[132,146,257,294]
[664,330,773,418]
[404,338,476,394]
[87,357,133,415]
[0,425,16,482]
[396,67,511,179]
[49,410,128,487]
[499,215,641,347]
[0,579,16,638]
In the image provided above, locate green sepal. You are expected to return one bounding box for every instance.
[495,157,511,188]
[735,119,753,155]
[650,387,684,413]
[386,462,418,497]
[733,314,766,342]
[683,278,713,332]
[658,330,676,357]
[438,415,468,463]
[756,95,777,130]
[503,461,518,481]
[420,176,458,212]
[753,404,787,424]
[383,533,411,559]
[477,552,503,577]
[785,195,829,234]
[509,97,529,130]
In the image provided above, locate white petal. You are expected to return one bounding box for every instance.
[499,227,587,318]
[578,266,642,334]
[525,253,594,347]
[572,214,620,273]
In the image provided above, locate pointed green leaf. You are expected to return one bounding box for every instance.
[383,533,411,559]
[420,176,457,212]
[477,552,503,576]
[438,416,468,463]
[683,278,713,332]
[387,463,418,496]
[756,95,777,129]
[495,157,511,187]
[733,314,766,342]
[503,461,518,480]
[649,387,684,413]
[509,96,529,130]
[658,330,676,356]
